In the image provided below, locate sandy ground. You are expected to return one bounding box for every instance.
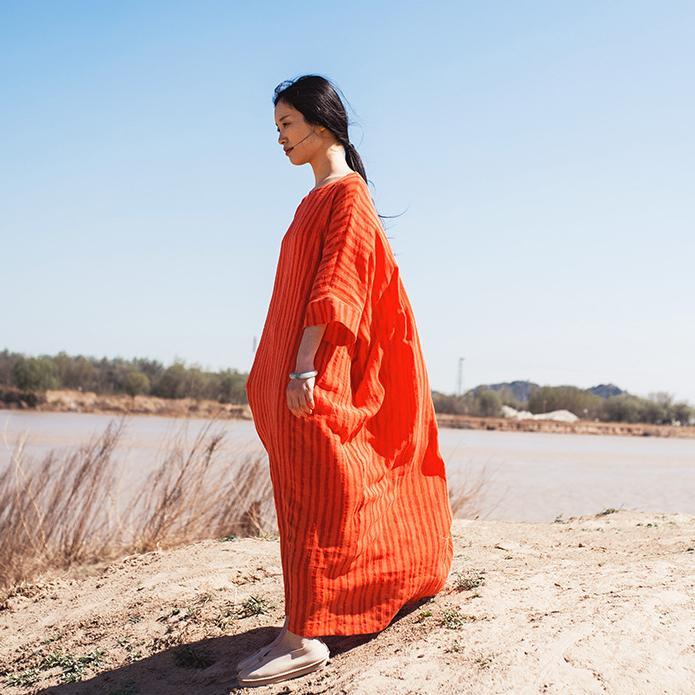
[1,509,693,694]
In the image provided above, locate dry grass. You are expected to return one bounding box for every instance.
[0,414,483,605]
[0,414,275,604]
[448,472,487,519]
[441,436,492,520]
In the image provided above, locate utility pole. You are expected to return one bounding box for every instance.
[457,357,465,396]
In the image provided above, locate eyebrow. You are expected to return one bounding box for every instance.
[275,115,291,126]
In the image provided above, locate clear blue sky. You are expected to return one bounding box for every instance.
[2,1,694,404]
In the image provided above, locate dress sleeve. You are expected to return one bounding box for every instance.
[303,180,374,346]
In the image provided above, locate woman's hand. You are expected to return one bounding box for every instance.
[286,375,316,417]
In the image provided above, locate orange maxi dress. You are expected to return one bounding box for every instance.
[245,170,454,638]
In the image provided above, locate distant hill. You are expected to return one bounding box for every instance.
[587,383,625,398]
[468,380,626,404]
[468,380,539,403]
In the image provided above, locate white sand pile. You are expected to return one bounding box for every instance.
[502,405,579,422]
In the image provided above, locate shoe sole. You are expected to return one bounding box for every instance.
[236,619,289,672]
[237,654,329,686]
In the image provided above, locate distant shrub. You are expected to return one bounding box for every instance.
[528,385,601,417]
[431,380,694,425]
[123,370,150,397]
[476,389,502,417]
[11,356,58,391]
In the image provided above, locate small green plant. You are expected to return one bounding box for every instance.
[237,595,272,618]
[596,507,619,516]
[443,639,462,653]
[157,606,189,623]
[440,607,466,629]
[39,649,105,684]
[414,609,432,623]
[440,606,480,629]
[185,591,213,621]
[4,667,42,688]
[125,649,143,664]
[114,635,143,663]
[214,602,238,630]
[452,569,485,591]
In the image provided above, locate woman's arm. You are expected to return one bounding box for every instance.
[295,323,327,373]
[286,323,327,417]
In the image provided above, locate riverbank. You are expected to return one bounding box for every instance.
[2,387,694,438]
[435,412,695,438]
[0,509,692,694]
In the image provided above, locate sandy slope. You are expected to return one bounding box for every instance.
[1,509,693,694]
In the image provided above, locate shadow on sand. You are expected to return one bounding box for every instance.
[32,598,430,694]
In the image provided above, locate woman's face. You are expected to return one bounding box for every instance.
[274,100,324,165]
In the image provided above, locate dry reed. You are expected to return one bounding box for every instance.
[0,413,483,604]
[0,414,275,604]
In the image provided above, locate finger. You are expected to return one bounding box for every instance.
[291,396,306,417]
[299,392,311,414]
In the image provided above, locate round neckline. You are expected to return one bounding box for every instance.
[307,170,359,194]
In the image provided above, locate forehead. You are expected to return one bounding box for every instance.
[274,102,298,124]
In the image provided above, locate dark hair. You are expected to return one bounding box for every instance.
[273,74,402,231]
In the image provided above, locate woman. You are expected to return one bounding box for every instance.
[239,74,454,687]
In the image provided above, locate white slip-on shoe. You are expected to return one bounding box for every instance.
[237,637,330,687]
[236,616,289,673]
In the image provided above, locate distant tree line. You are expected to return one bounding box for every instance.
[0,349,248,404]
[1,349,692,425]
[431,384,694,426]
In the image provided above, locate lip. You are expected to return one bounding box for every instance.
[284,147,293,155]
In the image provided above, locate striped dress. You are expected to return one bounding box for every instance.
[245,170,454,637]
